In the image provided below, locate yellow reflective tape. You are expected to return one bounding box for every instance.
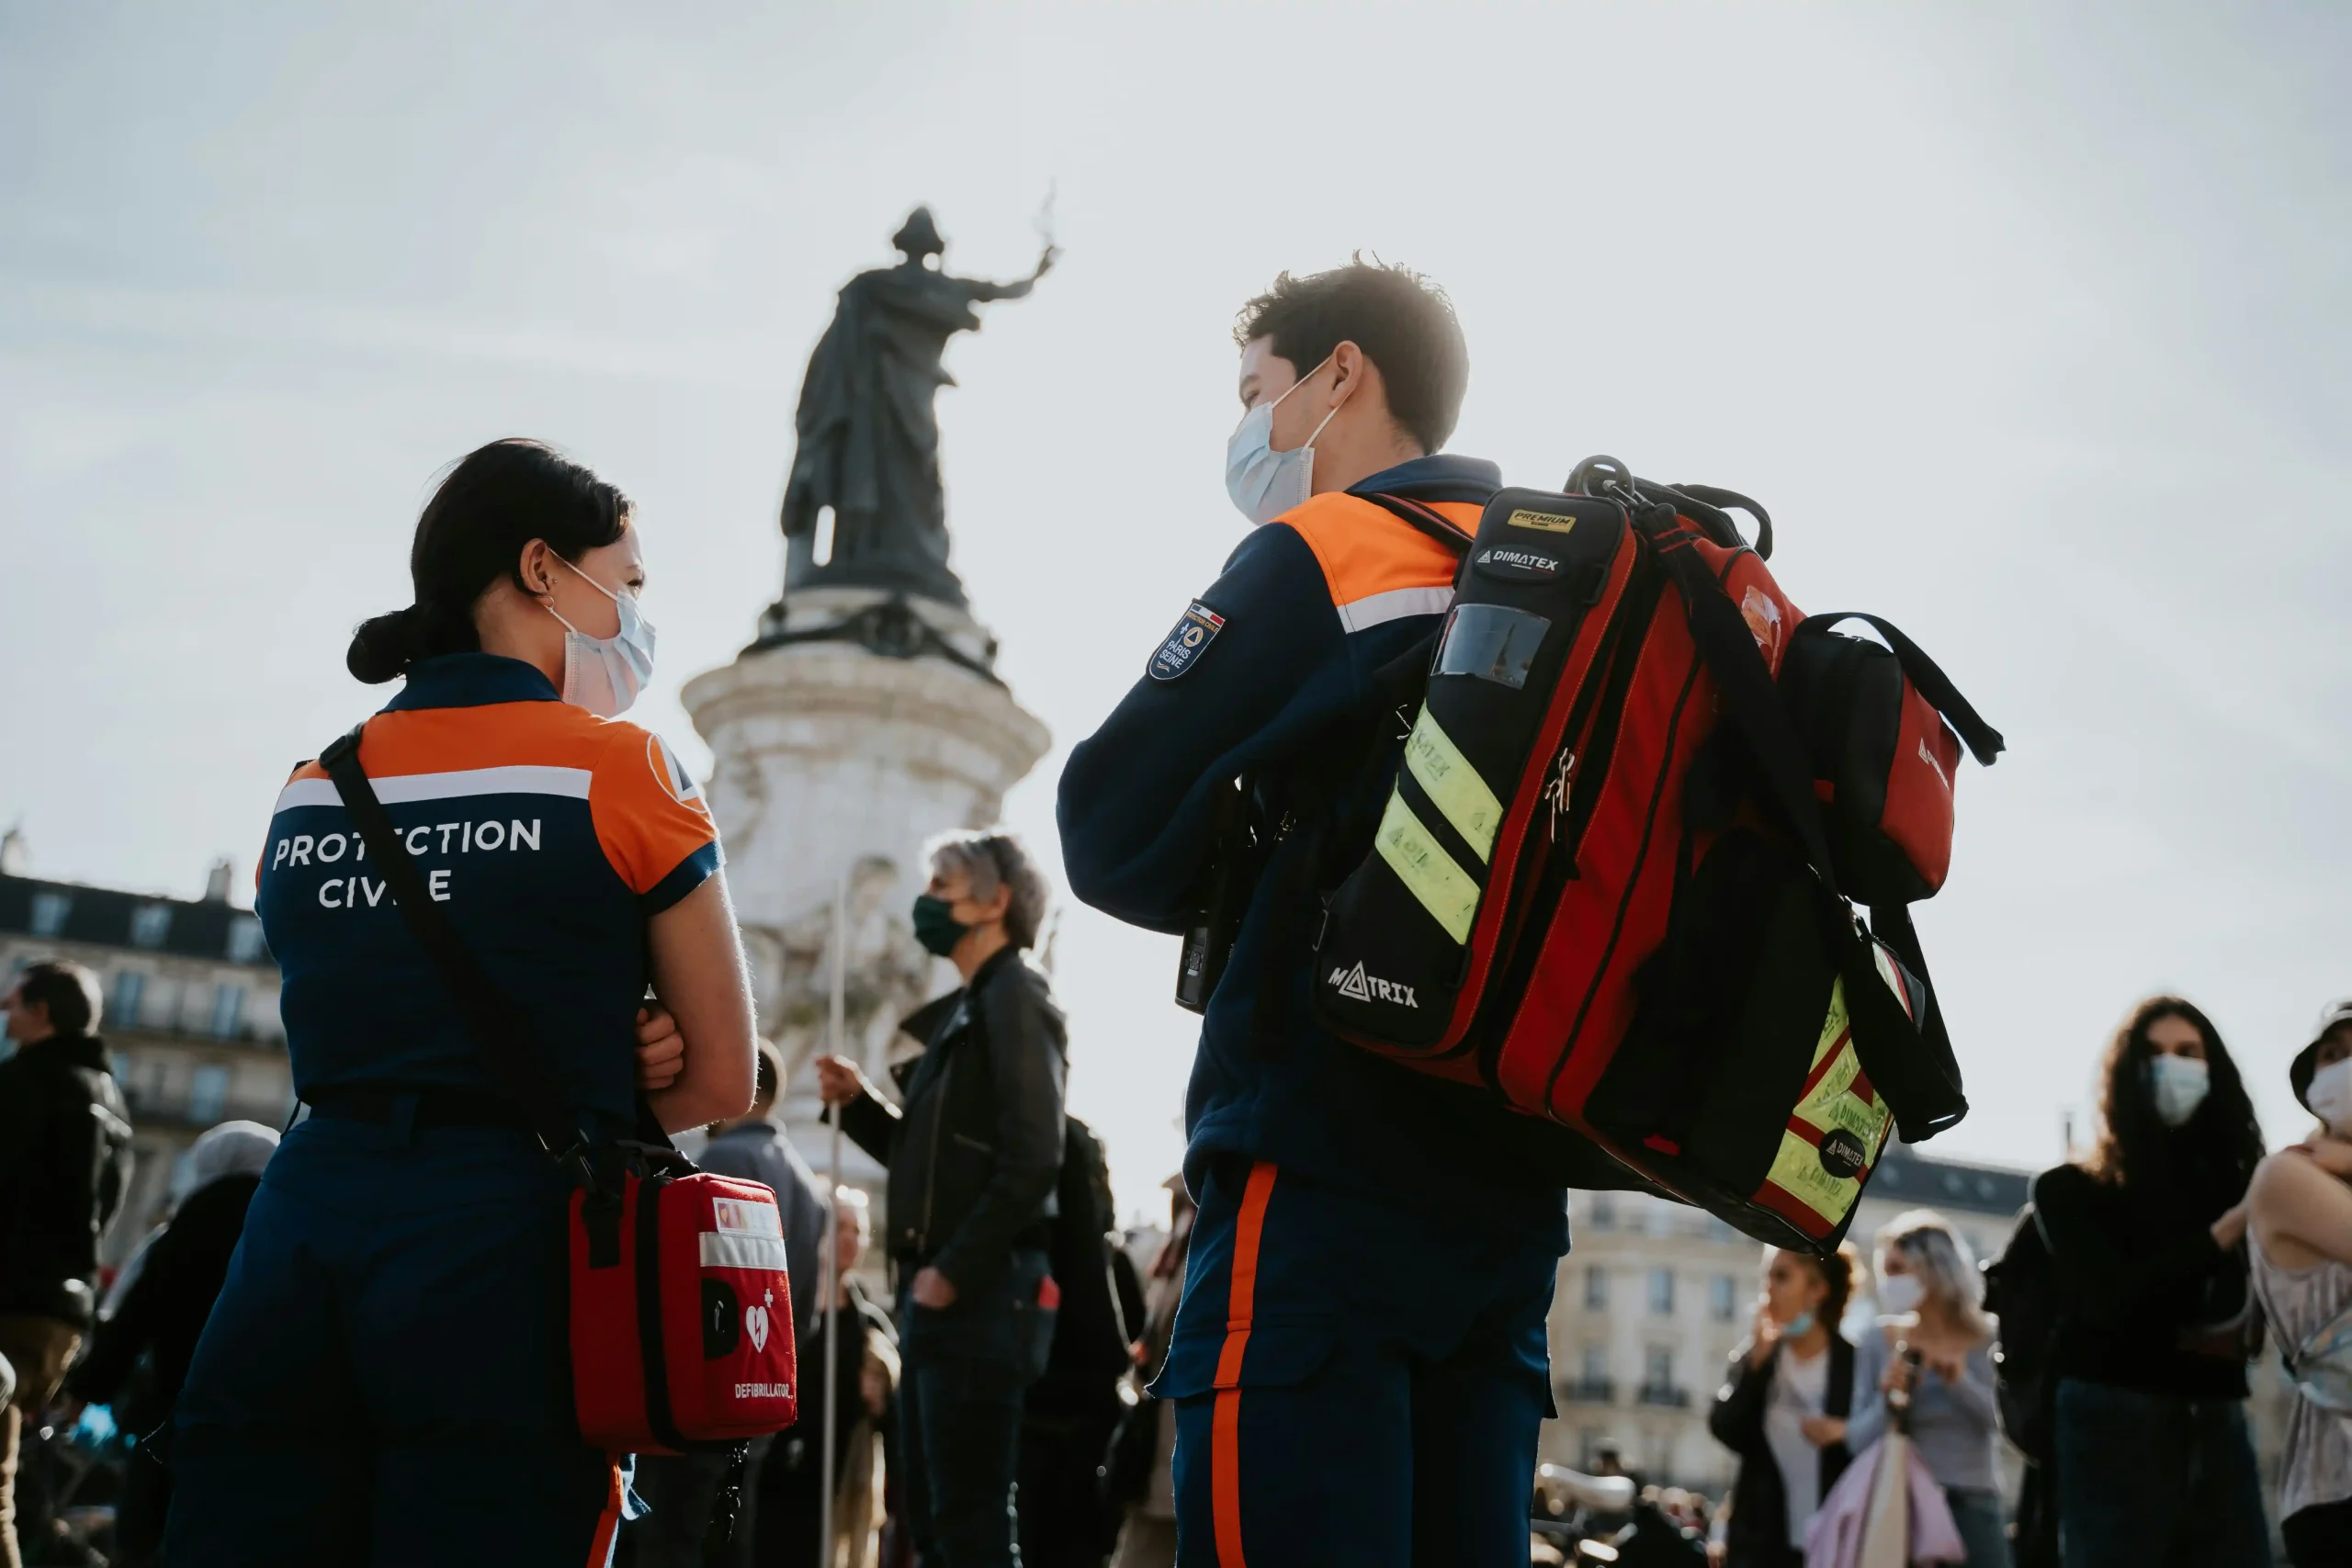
[1405,707,1504,863]
[1374,788,1480,944]
[1761,978,1895,1227]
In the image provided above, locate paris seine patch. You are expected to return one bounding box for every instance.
[1149,602,1226,682]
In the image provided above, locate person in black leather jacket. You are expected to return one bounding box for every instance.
[0,959,132,1568]
[817,829,1068,1568]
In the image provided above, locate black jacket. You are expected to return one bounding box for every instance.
[1708,1337,1855,1567]
[2031,1162,2251,1401]
[0,1032,134,1326]
[841,948,1068,1294]
[70,1174,262,1431]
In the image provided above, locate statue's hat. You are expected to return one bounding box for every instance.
[892,206,945,258]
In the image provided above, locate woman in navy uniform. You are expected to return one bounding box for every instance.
[167,440,757,1566]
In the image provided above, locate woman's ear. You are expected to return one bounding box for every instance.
[515,538,556,599]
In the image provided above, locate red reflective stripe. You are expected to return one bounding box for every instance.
[1211,1161,1277,1568]
[584,1457,624,1567]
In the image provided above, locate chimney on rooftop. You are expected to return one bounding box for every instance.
[203,858,233,903]
[0,826,24,877]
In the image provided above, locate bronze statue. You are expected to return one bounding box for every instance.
[780,207,1056,607]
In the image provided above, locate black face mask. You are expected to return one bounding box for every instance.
[911,895,967,958]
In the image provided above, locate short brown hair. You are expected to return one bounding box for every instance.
[16,960,101,1038]
[751,1039,783,1107]
[1235,258,1470,453]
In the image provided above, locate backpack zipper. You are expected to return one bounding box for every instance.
[1469,546,1668,1059]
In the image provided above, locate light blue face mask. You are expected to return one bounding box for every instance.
[1224,355,1342,526]
[2144,1053,2211,1129]
[547,557,656,718]
[1782,1311,1815,1338]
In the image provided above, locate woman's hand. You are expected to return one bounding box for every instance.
[1925,1348,1967,1385]
[2211,1201,2250,1253]
[1744,1302,1781,1370]
[1799,1415,1847,1448]
[814,1053,875,1109]
[910,1265,958,1309]
[1880,1351,1918,1396]
[634,1004,685,1092]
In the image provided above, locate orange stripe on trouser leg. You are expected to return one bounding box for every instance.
[1213,1387,1248,1568]
[585,1458,623,1567]
[1210,1161,1276,1567]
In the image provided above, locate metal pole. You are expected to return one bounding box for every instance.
[819,875,847,1564]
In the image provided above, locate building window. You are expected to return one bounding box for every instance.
[1645,1201,1678,1238]
[1589,1193,1616,1231]
[29,891,71,937]
[188,1064,230,1124]
[227,916,266,964]
[1648,1267,1676,1316]
[1581,1345,1609,1383]
[1710,1273,1738,1322]
[1645,1346,1674,1389]
[1585,1266,1608,1311]
[209,984,245,1039]
[110,970,145,1030]
[130,904,172,950]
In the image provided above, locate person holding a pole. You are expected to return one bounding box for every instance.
[815,829,1068,1568]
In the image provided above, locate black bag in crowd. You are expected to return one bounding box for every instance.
[1982,1203,2058,1462]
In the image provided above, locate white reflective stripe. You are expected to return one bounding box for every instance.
[273,765,594,814]
[699,1232,789,1272]
[1337,585,1453,634]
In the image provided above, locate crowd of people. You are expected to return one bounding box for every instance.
[1,254,2349,1568]
[1692,993,2352,1568]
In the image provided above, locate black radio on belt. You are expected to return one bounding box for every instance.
[1173,776,1255,1014]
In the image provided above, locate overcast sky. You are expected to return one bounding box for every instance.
[5,2,2346,1221]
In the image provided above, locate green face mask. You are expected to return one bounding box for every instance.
[911,895,967,958]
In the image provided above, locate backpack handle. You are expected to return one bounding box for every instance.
[1795,613,2006,766]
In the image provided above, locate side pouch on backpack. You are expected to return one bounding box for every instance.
[1587,827,1904,1250]
[1781,612,2005,907]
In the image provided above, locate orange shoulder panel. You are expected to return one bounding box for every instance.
[345,701,609,777]
[1275,493,1478,626]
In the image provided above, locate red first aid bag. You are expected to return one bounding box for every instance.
[322,727,799,1454]
[571,1166,798,1452]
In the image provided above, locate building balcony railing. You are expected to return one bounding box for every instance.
[1557,1377,1615,1404]
[1634,1383,1692,1409]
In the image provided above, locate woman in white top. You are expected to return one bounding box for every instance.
[1709,1245,1860,1568]
[2245,999,2352,1567]
[1848,1210,2009,1567]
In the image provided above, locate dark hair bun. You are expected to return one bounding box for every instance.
[347,605,426,684]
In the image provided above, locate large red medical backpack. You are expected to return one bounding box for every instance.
[1312,459,2003,1251]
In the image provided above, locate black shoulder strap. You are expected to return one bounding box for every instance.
[318,722,597,1190]
[1645,528,1842,898]
[1796,612,2006,766]
[1362,491,1475,555]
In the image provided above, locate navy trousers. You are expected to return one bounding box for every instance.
[1158,1157,1562,1568]
[165,1113,626,1566]
[895,1247,1057,1568]
[2052,1377,2268,1568]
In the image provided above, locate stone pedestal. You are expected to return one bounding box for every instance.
[682,589,1050,1190]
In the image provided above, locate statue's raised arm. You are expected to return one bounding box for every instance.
[960,244,1058,305]
[778,208,1053,609]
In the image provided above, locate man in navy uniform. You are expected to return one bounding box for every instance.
[1059,262,1636,1565]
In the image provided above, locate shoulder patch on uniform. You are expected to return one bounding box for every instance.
[645,733,707,807]
[1148,602,1226,682]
